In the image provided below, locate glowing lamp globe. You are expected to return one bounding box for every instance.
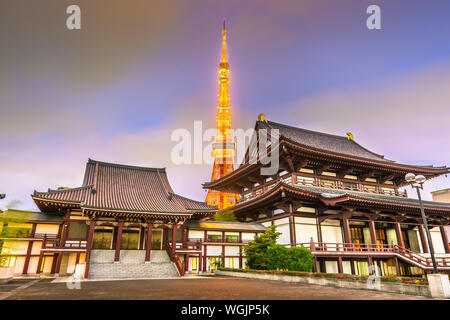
[405,173,416,183]
[415,175,426,184]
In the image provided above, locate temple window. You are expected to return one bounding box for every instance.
[363,185,377,193]
[365,178,377,183]
[279,170,288,176]
[319,179,335,188]
[255,188,263,196]
[225,234,239,243]
[381,187,395,195]
[207,234,222,242]
[296,175,315,186]
[266,183,276,191]
[344,175,358,180]
[322,171,336,177]
[343,182,358,191]
[299,168,314,174]
[273,209,284,215]
[385,181,394,185]
[282,176,292,184]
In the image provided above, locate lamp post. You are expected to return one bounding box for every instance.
[405,173,438,274]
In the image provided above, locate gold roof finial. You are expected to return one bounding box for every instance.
[346,132,354,141]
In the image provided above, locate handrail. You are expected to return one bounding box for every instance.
[165,243,185,276]
[293,242,449,269]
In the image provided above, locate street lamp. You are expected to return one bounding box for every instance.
[405,173,438,273]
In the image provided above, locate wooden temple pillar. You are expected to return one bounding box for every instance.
[337,257,343,274]
[23,224,36,274]
[440,226,450,254]
[368,220,377,245]
[145,223,153,262]
[54,252,64,276]
[114,220,124,263]
[341,216,351,244]
[418,224,430,254]
[394,222,404,249]
[84,220,96,279]
[139,226,145,250]
[172,222,177,255]
[288,204,296,246]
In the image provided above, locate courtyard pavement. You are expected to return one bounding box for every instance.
[0,276,432,300]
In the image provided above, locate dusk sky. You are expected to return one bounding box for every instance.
[1,0,450,210]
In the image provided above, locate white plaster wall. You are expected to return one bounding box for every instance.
[13,257,25,274]
[207,231,222,236]
[294,221,318,243]
[206,245,222,256]
[35,224,59,235]
[42,256,53,274]
[275,224,291,246]
[261,222,271,227]
[66,253,77,274]
[325,260,338,273]
[430,227,446,254]
[342,260,352,274]
[31,242,41,255]
[321,220,343,244]
[188,230,204,239]
[224,246,239,256]
[274,218,289,226]
[242,232,256,241]
[27,256,39,274]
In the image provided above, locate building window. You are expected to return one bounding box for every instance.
[320,179,335,188]
[296,175,315,186]
[363,185,377,193]
[207,234,222,242]
[343,182,358,191]
[225,235,239,243]
[350,227,365,250]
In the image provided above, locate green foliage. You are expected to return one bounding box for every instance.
[243,225,281,270]
[284,246,314,272]
[212,210,237,222]
[267,245,313,272]
[208,254,223,269]
[267,244,288,270]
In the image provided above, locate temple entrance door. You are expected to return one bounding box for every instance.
[401,230,411,249]
[151,229,162,250]
[350,227,364,251]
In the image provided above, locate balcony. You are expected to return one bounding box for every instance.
[188,237,250,244]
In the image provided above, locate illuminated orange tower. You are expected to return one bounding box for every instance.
[205,21,239,210]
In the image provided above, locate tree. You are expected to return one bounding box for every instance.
[243,225,281,270]
[212,209,237,222]
[267,244,288,270]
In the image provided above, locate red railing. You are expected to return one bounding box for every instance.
[165,243,185,276]
[40,235,87,250]
[293,242,449,270]
[187,237,250,244]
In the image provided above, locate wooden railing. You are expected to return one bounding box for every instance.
[165,243,185,276]
[40,235,87,250]
[187,238,250,244]
[293,242,449,270]
[241,177,408,202]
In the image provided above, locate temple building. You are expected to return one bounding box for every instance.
[204,119,450,276]
[1,159,264,278]
[205,21,240,210]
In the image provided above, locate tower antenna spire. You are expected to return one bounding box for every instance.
[222,19,227,63]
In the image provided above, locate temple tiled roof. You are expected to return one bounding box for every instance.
[259,120,391,162]
[32,159,216,215]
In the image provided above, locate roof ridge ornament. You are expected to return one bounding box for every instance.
[346,132,354,141]
[258,113,267,122]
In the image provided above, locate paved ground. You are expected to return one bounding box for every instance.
[0,276,431,300]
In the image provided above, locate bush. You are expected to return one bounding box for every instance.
[212,209,237,222]
[285,246,314,272]
[267,244,288,270]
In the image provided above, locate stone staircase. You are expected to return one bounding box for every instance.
[88,250,180,279]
